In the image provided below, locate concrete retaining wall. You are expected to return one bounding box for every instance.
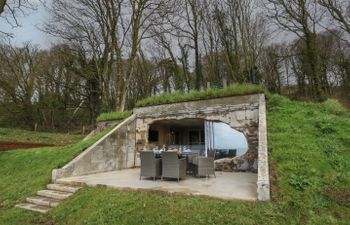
[52,115,137,182]
[257,94,270,201]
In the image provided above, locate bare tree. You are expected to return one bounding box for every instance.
[152,33,184,91]
[0,42,40,125]
[117,0,171,111]
[201,0,222,85]
[211,0,269,84]
[45,0,171,112]
[45,0,125,111]
[319,0,350,35]
[164,0,204,90]
[264,0,325,101]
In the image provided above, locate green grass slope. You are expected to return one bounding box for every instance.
[0,128,84,145]
[0,95,349,225]
[0,128,113,225]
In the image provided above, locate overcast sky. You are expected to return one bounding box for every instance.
[0,0,51,48]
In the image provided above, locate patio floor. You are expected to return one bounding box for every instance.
[57,168,257,201]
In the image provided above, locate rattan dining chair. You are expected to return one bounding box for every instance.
[140,151,162,181]
[161,151,187,182]
[193,150,216,178]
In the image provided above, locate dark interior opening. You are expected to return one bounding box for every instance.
[148,130,159,142]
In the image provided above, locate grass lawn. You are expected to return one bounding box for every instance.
[0,128,84,145]
[0,95,349,225]
[0,128,113,225]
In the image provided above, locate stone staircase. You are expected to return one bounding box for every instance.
[15,182,82,213]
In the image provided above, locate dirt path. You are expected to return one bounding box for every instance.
[0,141,60,151]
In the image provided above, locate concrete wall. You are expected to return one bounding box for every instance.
[52,115,137,181]
[134,95,260,171]
[257,94,270,201]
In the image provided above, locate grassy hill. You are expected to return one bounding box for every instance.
[0,128,84,145]
[0,94,349,225]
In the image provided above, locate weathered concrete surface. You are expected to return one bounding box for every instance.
[52,115,137,181]
[57,168,258,201]
[257,94,270,201]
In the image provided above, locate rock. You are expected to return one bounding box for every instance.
[214,158,234,172]
[232,154,250,171]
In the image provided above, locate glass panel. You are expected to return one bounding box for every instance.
[211,122,248,159]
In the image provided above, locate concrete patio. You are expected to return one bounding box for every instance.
[57,168,257,201]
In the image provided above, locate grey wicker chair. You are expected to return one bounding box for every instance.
[193,150,216,178]
[140,151,161,181]
[161,152,187,182]
[186,152,199,175]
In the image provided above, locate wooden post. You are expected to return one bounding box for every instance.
[222,78,227,88]
[207,82,210,89]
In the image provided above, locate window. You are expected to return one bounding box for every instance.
[189,130,204,145]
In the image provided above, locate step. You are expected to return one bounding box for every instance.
[37,189,72,200]
[26,196,60,207]
[47,183,81,193]
[15,202,50,214]
[56,179,85,187]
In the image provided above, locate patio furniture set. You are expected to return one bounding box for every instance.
[140,150,216,182]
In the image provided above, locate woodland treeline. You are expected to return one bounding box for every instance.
[0,0,349,131]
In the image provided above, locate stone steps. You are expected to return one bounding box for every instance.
[15,182,82,214]
[15,202,51,214]
[55,179,85,187]
[26,196,60,207]
[37,189,73,200]
[47,183,81,193]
